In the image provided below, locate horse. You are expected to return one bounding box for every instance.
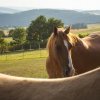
[46,26,100,78]
[0,67,100,100]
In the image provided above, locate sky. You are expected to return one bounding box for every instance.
[0,0,100,11]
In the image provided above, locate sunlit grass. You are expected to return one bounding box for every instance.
[0,49,48,78]
[0,58,48,78]
[71,27,100,34]
[0,49,48,61]
[70,24,100,38]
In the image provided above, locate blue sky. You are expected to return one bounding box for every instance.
[0,0,100,10]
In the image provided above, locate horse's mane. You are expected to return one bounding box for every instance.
[46,33,64,76]
[47,33,55,55]
[67,33,81,46]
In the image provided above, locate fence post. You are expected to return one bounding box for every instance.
[6,52,7,61]
[0,53,2,61]
[22,50,24,59]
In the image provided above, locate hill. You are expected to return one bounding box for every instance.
[83,10,100,15]
[0,9,100,27]
[0,7,19,14]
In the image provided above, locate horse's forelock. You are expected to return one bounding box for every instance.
[47,32,69,64]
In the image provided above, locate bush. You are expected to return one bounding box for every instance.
[0,38,7,54]
[8,29,14,37]
[78,33,89,38]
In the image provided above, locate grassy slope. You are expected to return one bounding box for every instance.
[0,50,48,78]
[71,24,100,33]
[0,58,48,78]
[0,49,48,60]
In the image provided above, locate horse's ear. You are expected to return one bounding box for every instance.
[64,26,71,34]
[53,27,58,35]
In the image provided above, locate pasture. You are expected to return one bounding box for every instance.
[0,50,48,78]
[0,49,48,60]
[71,24,100,37]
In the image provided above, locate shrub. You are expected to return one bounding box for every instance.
[78,33,89,38]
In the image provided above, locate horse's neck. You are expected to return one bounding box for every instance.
[73,37,89,50]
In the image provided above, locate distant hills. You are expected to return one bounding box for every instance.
[0,9,100,27]
[83,10,100,15]
[0,7,20,14]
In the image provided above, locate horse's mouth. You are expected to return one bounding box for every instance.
[64,67,75,77]
[69,68,75,76]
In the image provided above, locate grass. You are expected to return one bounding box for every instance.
[0,58,48,78]
[0,49,48,61]
[0,49,48,78]
[69,24,100,38]
[74,28,100,34]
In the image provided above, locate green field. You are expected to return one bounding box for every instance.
[0,49,48,78]
[71,24,100,34]
[0,49,48,60]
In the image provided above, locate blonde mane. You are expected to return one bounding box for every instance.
[67,33,81,46]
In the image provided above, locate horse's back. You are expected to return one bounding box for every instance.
[83,32,100,44]
[72,32,100,74]
[82,32,100,52]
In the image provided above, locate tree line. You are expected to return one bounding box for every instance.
[0,15,64,53]
[0,15,88,54]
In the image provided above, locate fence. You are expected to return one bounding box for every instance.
[0,49,48,61]
[0,49,48,78]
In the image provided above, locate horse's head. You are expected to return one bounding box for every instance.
[46,26,75,78]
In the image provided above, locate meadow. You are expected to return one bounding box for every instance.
[0,49,48,78]
[0,49,47,60]
[0,23,100,78]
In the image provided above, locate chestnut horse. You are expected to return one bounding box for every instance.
[0,67,100,100]
[46,26,100,78]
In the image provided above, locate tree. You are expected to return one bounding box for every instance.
[0,30,5,38]
[8,29,14,37]
[47,18,64,37]
[0,38,7,54]
[12,28,27,49]
[27,15,47,49]
[27,15,64,49]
